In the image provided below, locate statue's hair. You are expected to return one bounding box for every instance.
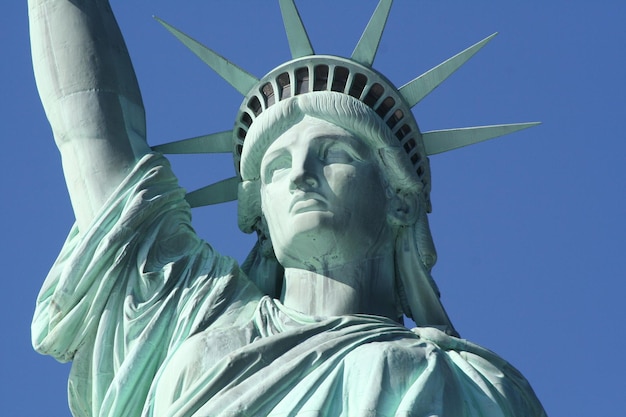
[238,92,456,334]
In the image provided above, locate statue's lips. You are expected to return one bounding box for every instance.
[289,192,328,214]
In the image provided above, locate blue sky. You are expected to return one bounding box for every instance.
[2,1,625,416]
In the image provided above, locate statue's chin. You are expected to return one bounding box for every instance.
[275,234,390,273]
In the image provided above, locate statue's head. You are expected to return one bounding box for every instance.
[237,91,452,330]
[156,0,537,334]
[238,92,424,264]
[230,54,434,217]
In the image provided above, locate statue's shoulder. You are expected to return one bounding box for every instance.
[412,326,548,417]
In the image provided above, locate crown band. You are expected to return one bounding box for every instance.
[233,55,430,199]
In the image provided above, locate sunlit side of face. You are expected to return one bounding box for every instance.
[260,116,393,270]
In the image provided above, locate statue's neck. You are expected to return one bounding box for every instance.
[280,253,398,321]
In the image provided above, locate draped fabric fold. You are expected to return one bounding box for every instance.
[32,154,546,417]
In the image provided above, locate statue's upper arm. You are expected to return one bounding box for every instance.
[29,0,150,229]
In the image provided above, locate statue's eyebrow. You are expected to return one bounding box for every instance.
[261,148,287,167]
[312,134,369,155]
[261,131,366,168]
[310,132,361,144]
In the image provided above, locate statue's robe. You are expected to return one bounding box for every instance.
[32,154,547,417]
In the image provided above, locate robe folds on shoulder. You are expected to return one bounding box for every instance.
[32,153,547,417]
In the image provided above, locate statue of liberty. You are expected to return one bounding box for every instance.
[29,0,547,415]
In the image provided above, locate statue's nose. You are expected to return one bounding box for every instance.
[289,154,319,190]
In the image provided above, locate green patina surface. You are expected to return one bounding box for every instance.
[29,0,545,416]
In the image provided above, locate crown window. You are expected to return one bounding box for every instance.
[261,82,275,107]
[395,123,411,140]
[348,73,367,99]
[331,66,349,92]
[376,96,395,118]
[247,96,262,116]
[363,83,384,108]
[277,72,291,99]
[240,112,253,128]
[296,68,309,94]
[313,65,329,91]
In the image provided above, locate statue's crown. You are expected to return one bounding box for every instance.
[152,0,538,211]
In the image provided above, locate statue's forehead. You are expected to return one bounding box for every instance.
[257,116,377,176]
[266,116,362,149]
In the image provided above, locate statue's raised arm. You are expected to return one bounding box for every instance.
[29,0,150,230]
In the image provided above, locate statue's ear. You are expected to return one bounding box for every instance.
[257,216,276,258]
[386,191,418,226]
[238,180,261,233]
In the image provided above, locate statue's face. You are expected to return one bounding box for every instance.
[260,116,392,269]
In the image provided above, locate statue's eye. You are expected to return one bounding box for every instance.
[322,143,356,164]
[262,154,290,183]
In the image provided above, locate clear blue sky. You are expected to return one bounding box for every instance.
[2,2,625,416]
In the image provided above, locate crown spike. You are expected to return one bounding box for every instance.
[351,0,393,67]
[422,122,540,156]
[399,33,498,108]
[152,131,233,154]
[155,17,259,96]
[186,177,240,208]
[278,0,315,58]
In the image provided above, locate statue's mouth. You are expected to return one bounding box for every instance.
[290,192,328,214]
